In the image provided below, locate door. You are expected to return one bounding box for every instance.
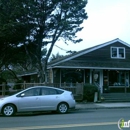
[39,88,61,110]
[17,88,41,111]
[91,69,103,93]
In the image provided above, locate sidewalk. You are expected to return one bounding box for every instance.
[76,102,130,110]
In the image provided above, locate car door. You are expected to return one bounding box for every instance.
[39,88,61,110]
[17,88,41,112]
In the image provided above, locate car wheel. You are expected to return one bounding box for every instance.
[57,103,68,114]
[2,104,16,116]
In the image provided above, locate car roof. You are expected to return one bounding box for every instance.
[12,86,68,96]
[25,86,66,92]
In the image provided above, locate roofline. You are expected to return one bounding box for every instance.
[49,38,130,67]
[48,66,130,70]
[17,72,38,77]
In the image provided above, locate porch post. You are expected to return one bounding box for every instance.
[60,68,61,87]
[100,70,103,93]
[90,69,93,84]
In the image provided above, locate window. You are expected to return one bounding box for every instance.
[111,47,125,59]
[41,88,63,95]
[61,69,84,84]
[108,70,129,86]
[23,88,40,97]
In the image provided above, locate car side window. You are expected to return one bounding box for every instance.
[49,89,57,95]
[41,88,58,95]
[41,88,49,95]
[23,88,40,97]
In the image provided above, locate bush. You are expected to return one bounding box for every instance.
[13,80,23,90]
[83,83,98,102]
[0,78,9,95]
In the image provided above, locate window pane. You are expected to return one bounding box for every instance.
[119,48,124,58]
[41,88,49,95]
[57,90,64,94]
[24,88,40,96]
[109,70,125,86]
[49,89,57,95]
[41,88,58,95]
[61,69,84,84]
[112,48,117,57]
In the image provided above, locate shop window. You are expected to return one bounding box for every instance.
[61,69,84,84]
[109,70,128,86]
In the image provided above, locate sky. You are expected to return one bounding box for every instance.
[49,0,130,55]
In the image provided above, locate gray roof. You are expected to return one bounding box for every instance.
[48,38,130,70]
[52,61,130,70]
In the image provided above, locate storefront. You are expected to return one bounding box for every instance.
[51,68,130,93]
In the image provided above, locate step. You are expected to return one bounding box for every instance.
[101,93,130,102]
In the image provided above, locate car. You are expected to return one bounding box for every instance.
[0,86,76,116]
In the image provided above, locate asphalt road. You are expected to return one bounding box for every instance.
[0,108,130,130]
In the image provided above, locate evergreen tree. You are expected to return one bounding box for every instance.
[0,0,88,82]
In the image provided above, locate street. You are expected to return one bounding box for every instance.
[0,108,130,130]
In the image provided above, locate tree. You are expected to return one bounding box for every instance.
[22,0,88,82]
[0,0,32,45]
[0,0,33,72]
[0,0,88,82]
[49,53,64,62]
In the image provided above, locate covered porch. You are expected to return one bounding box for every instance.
[49,68,130,94]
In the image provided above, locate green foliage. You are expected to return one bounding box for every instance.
[0,0,88,82]
[0,0,28,44]
[0,78,9,95]
[83,84,98,102]
[0,70,15,80]
[0,78,7,85]
[13,80,23,90]
[49,53,64,62]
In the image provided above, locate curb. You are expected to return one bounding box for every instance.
[75,103,130,110]
[75,106,130,110]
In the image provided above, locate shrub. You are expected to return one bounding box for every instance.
[13,80,24,90]
[83,83,98,102]
[0,78,9,95]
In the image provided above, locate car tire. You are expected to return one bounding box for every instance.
[57,102,68,114]
[2,104,16,116]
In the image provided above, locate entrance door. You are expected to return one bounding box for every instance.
[90,69,103,93]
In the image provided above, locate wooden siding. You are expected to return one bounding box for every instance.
[70,42,130,64]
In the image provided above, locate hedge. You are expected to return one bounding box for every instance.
[83,83,98,102]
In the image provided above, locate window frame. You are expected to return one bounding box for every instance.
[111,47,125,59]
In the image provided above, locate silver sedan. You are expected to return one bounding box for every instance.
[0,86,76,116]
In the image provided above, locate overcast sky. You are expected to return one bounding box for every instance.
[49,0,130,55]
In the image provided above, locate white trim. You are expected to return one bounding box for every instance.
[49,38,130,67]
[49,66,130,70]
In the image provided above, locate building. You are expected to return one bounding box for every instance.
[48,38,130,93]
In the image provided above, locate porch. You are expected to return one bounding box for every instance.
[50,68,130,94]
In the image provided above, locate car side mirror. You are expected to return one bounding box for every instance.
[21,93,25,97]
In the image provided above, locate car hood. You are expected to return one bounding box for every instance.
[0,95,16,101]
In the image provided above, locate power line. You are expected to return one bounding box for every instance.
[54,45,69,52]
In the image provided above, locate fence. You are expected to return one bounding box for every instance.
[0,82,84,100]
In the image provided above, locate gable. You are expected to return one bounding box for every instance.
[48,38,130,69]
[73,41,130,61]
